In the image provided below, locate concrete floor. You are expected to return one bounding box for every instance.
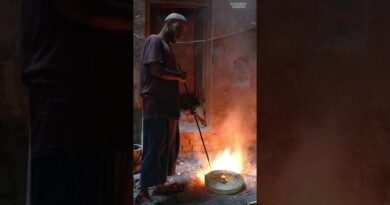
[133,153,257,205]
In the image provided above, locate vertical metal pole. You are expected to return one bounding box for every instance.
[178,64,211,170]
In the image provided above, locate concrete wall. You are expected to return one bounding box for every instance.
[260,0,390,204]
[208,0,257,149]
[0,0,29,204]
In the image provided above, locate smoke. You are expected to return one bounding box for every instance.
[203,0,257,174]
[215,104,257,177]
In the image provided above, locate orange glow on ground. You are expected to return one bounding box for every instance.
[196,147,244,184]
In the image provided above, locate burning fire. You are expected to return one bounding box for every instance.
[196,147,243,184]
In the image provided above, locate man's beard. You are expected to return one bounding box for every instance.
[167,28,176,43]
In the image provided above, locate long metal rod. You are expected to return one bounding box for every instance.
[193,111,212,170]
[178,64,212,170]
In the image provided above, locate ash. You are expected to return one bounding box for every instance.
[133,153,257,205]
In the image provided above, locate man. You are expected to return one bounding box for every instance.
[137,13,188,204]
[20,1,132,204]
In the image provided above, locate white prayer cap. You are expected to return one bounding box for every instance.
[164,13,187,22]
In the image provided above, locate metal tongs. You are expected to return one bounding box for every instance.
[178,64,211,170]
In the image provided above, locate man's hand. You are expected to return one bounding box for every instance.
[176,70,187,83]
[149,63,188,82]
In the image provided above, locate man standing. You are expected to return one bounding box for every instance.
[137,13,187,204]
[20,1,132,204]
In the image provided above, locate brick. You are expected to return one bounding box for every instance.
[192,145,203,152]
[211,145,224,152]
[189,138,210,146]
[192,145,212,153]
[180,139,191,146]
[180,133,191,140]
[208,136,221,144]
[186,133,196,140]
[181,145,192,153]
[188,133,208,140]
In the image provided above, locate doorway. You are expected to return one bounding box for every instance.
[146,1,212,122]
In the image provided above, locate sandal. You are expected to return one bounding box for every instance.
[135,194,156,205]
[153,182,185,195]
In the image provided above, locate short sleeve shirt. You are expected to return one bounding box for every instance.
[140,35,180,119]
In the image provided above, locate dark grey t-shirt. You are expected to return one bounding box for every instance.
[140,35,180,119]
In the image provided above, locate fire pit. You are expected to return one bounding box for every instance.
[205,170,245,195]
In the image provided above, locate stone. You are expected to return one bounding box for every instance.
[205,170,246,195]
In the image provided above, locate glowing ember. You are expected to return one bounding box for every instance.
[219,174,229,183]
[196,147,243,184]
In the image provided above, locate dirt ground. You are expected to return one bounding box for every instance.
[133,153,257,205]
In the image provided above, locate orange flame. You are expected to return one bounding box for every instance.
[196,147,243,184]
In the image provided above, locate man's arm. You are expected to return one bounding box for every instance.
[148,63,187,83]
[54,0,131,30]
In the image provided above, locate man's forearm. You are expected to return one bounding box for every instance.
[54,0,131,30]
[154,67,182,81]
[148,63,184,81]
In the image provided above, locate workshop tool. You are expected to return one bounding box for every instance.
[178,64,211,170]
[205,170,246,195]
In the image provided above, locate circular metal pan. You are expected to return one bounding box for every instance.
[205,170,245,195]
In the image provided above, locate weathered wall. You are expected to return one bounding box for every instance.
[260,0,390,204]
[208,0,257,152]
[0,0,29,204]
